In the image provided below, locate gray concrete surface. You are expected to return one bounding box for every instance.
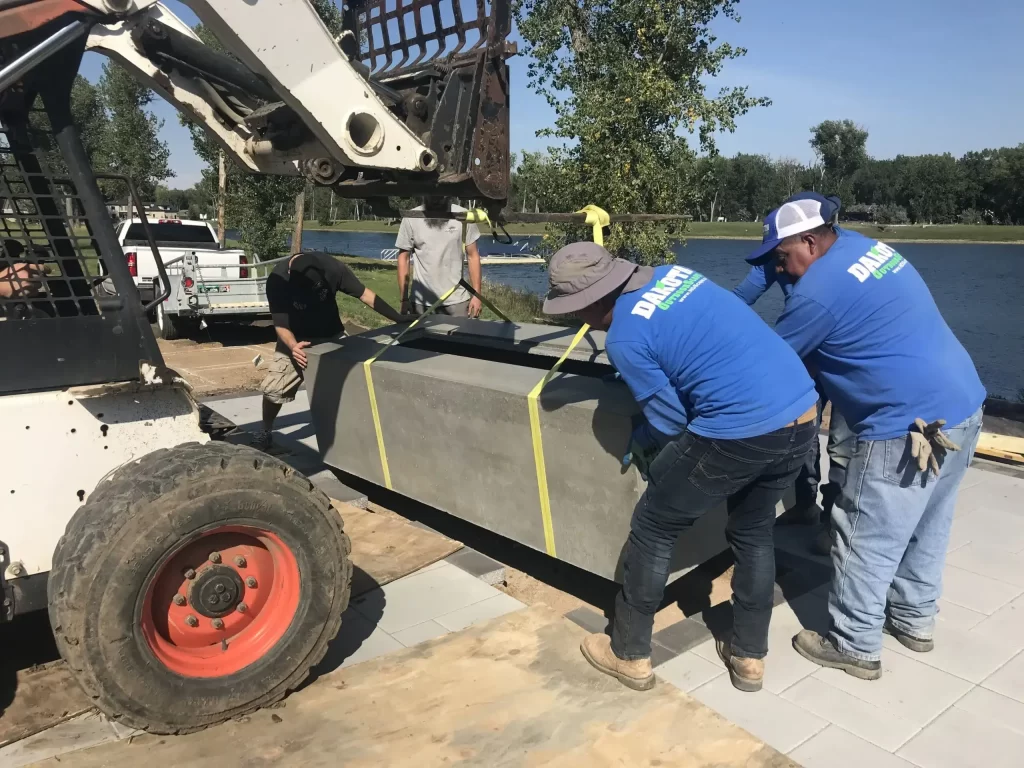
[658,446,1024,768]
[304,320,737,582]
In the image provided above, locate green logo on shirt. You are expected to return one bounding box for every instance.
[847,242,907,283]
[631,265,707,319]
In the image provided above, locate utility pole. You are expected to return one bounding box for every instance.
[292,185,305,254]
[216,151,226,244]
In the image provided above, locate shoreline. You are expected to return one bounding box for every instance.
[303,224,1024,245]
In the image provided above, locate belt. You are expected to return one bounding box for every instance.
[788,405,818,427]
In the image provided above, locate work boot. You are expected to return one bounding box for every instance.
[792,630,882,680]
[580,633,655,691]
[883,620,934,653]
[249,429,273,452]
[715,637,764,692]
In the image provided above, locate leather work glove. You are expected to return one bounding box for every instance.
[909,418,961,476]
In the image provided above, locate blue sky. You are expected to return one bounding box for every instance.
[79,0,1024,188]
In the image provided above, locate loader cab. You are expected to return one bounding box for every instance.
[0,25,163,397]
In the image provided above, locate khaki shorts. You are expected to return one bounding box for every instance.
[259,345,304,405]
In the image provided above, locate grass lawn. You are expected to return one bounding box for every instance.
[684,221,1024,243]
[307,219,1024,243]
[331,256,549,330]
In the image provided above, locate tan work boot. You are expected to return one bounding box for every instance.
[716,637,764,692]
[580,633,655,691]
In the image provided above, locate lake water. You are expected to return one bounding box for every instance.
[236,229,1024,399]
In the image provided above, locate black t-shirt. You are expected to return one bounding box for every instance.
[266,252,365,341]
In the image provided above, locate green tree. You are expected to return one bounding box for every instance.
[98,61,172,198]
[514,0,769,264]
[810,119,868,201]
[723,153,780,220]
[896,154,963,223]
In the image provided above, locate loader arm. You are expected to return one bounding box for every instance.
[1,0,512,204]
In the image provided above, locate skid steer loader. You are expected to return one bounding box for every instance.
[1,0,510,734]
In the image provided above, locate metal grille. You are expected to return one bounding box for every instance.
[1,101,111,321]
[358,0,504,75]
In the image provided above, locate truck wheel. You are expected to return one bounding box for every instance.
[155,301,194,340]
[48,442,351,734]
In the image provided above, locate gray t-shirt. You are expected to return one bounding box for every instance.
[396,204,481,307]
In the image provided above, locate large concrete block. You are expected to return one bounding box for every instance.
[306,318,732,582]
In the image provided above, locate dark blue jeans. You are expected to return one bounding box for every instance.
[611,420,818,660]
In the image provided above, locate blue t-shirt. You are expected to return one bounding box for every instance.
[775,228,985,441]
[733,263,795,306]
[606,265,817,441]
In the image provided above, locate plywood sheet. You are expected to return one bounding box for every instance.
[40,606,794,768]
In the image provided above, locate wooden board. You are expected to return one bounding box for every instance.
[976,432,1024,465]
[35,606,794,768]
[0,502,460,748]
[337,501,462,596]
[0,663,92,748]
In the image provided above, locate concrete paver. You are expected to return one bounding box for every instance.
[946,542,1024,587]
[353,561,510,634]
[939,563,1023,615]
[809,651,973,728]
[948,507,1024,555]
[690,674,828,754]
[952,686,1024,736]
[659,460,1024,767]
[434,593,526,632]
[790,725,917,768]
[934,598,987,631]
[390,619,451,647]
[896,704,1024,768]
[880,617,1024,684]
[779,675,921,752]
[981,649,1024,703]
[655,652,725,693]
[972,592,1024,636]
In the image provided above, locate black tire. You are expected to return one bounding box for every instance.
[155,301,195,340]
[48,442,352,734]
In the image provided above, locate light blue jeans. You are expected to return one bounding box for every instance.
[828,407,983,661]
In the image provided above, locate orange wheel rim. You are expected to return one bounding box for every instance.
[140,526,300,678]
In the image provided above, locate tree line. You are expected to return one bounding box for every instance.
[511,119,1024,228]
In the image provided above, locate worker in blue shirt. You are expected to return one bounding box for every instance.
[543,241,818,694]
[734,192,853,549]
[746,199,985,681]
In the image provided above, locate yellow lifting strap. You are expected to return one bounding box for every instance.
[363,283,459,490]
[527,323,591,557]
[576,204,610,246]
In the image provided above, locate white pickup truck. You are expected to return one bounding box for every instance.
[115,218,249,301]
[114,218,257,339]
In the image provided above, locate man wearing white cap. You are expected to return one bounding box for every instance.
[748,199,985,679]
[735,192,854,553]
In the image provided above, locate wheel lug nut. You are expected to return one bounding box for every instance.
[212,618,225,630]
[234,556,246,568]
[209,551,222,564]
[183,568,196,580]
[208,595,219,605]
[246,577,257,588]
[185,615,198,627]
[236,602,248,613]
[173,594,186,606]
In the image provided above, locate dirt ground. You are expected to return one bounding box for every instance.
[156,323,276,398]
